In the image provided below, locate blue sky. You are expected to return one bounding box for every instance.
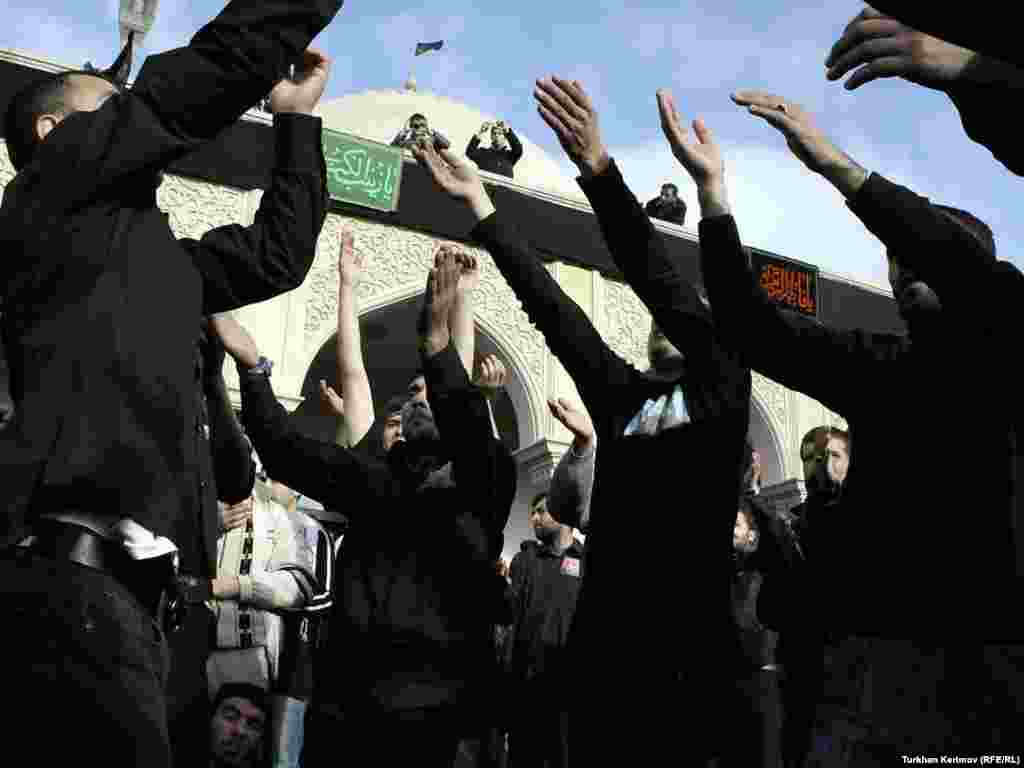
[3,0,1021,288]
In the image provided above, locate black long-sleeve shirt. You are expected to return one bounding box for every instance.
[466,129,523,179]
[471,161,751,706]
[868,4,1024,69]
[0,0,339,575]
[700,171,1024,641]
[239,342,516,713]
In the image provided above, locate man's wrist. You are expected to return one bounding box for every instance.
[422,329,451,357]
[237,355,271,375]
[467,191,497,222]
[820,154,869,200]
[577,150,611,180]
[571,433,596,457]
[698,180,732,218]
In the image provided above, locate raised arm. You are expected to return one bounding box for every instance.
[824,8,1024,176]
[466,134,483,163]
[534,76,748,411]
[450,246,480,376]
[412,141,636,418]
[506,127,524,163]
[420,253,516,559]
[659,89,872,413]
[332,229,375,446]
[182,69,329,314]
[731,89,1024,332]
[546,397,596,534]
[31,1,341,208]
[209,312,390,512]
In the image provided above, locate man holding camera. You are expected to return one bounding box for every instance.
[466,120,523,179]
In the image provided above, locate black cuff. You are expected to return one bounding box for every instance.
[420,341,470,398]
[574,157,622,194]
[273,113,324,174]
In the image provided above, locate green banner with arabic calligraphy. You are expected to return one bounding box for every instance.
[322,129,403,213]
[749,250,819,318]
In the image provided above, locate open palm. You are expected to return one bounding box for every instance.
[657,89,723,187]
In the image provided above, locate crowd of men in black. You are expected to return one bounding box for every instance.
[2,1,1024,766]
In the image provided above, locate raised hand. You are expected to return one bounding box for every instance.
[337,229,364,288]
[220,496,253,533]
[209,313,261,370]
[269,48,331,115]
[533,76,610,177]
[548,397,595,450]
[473,354,507,398]
[413,141,496,221]
[730,90,868,198]
[318,379,345,419]
[657,90,722,186]
[421,250,461,355]
[826,6,977,92]
[451,247,481,293]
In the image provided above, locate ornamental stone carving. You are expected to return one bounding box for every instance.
[600,277,650,371]
[157,173,246,240]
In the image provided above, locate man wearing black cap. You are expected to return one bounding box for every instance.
[661,84,1024,758]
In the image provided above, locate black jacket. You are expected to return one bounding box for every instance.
[239,343,516,714]
[644,196,687,226]
[868,4,1024,69]
[471,161,751,698]
[466,130,523,179]
[700,171,1024,641]
[0,0,338,575]
[505,537,584,682]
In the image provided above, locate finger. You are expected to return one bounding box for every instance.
[320,379,329,394]
[746,104,796,134]
[843,57,908,90]
[557,397,577,413]
[692,118,715,146]
[534,86,582,135]
[826,16,905,67]
[731,90,787,108]
[536,103,576,148]
[656,90,689,147]
[537,77,589,122]
[826,30,909,80]
[552,75,594,113]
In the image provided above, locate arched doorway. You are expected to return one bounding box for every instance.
[289,294,532,515]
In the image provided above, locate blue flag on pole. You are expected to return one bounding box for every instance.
[415,40,444,56]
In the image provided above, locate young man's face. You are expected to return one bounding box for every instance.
[209,697,266,768]
[801,435,850,488]
[410,116,429,136]
[529,496,561,540]
[382,411,403,452]
[661,185,677,202]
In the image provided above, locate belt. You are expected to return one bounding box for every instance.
[28,520,180,633]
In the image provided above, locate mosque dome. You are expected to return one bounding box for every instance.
[314,85,585,200]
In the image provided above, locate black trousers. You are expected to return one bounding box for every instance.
[507,675,569,768]
[0,548,171,766]
[712,669,783,768]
